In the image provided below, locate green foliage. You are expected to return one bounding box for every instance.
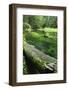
[24,29,57,58]
[23,15,29,23]
[23,23,32,32]
[29,16,44,30]
[43,16,57,28]
[23,15,57,30]
[23,15,57,74]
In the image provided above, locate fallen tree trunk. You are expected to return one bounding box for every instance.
[23,41,57,73]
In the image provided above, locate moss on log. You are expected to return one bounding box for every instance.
[23,41,57,73]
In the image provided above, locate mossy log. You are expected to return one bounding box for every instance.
[23,41,57,73]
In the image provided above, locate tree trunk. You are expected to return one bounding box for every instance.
[23,41,57,73]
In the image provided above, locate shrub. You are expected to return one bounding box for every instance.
[23,23,32,32]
